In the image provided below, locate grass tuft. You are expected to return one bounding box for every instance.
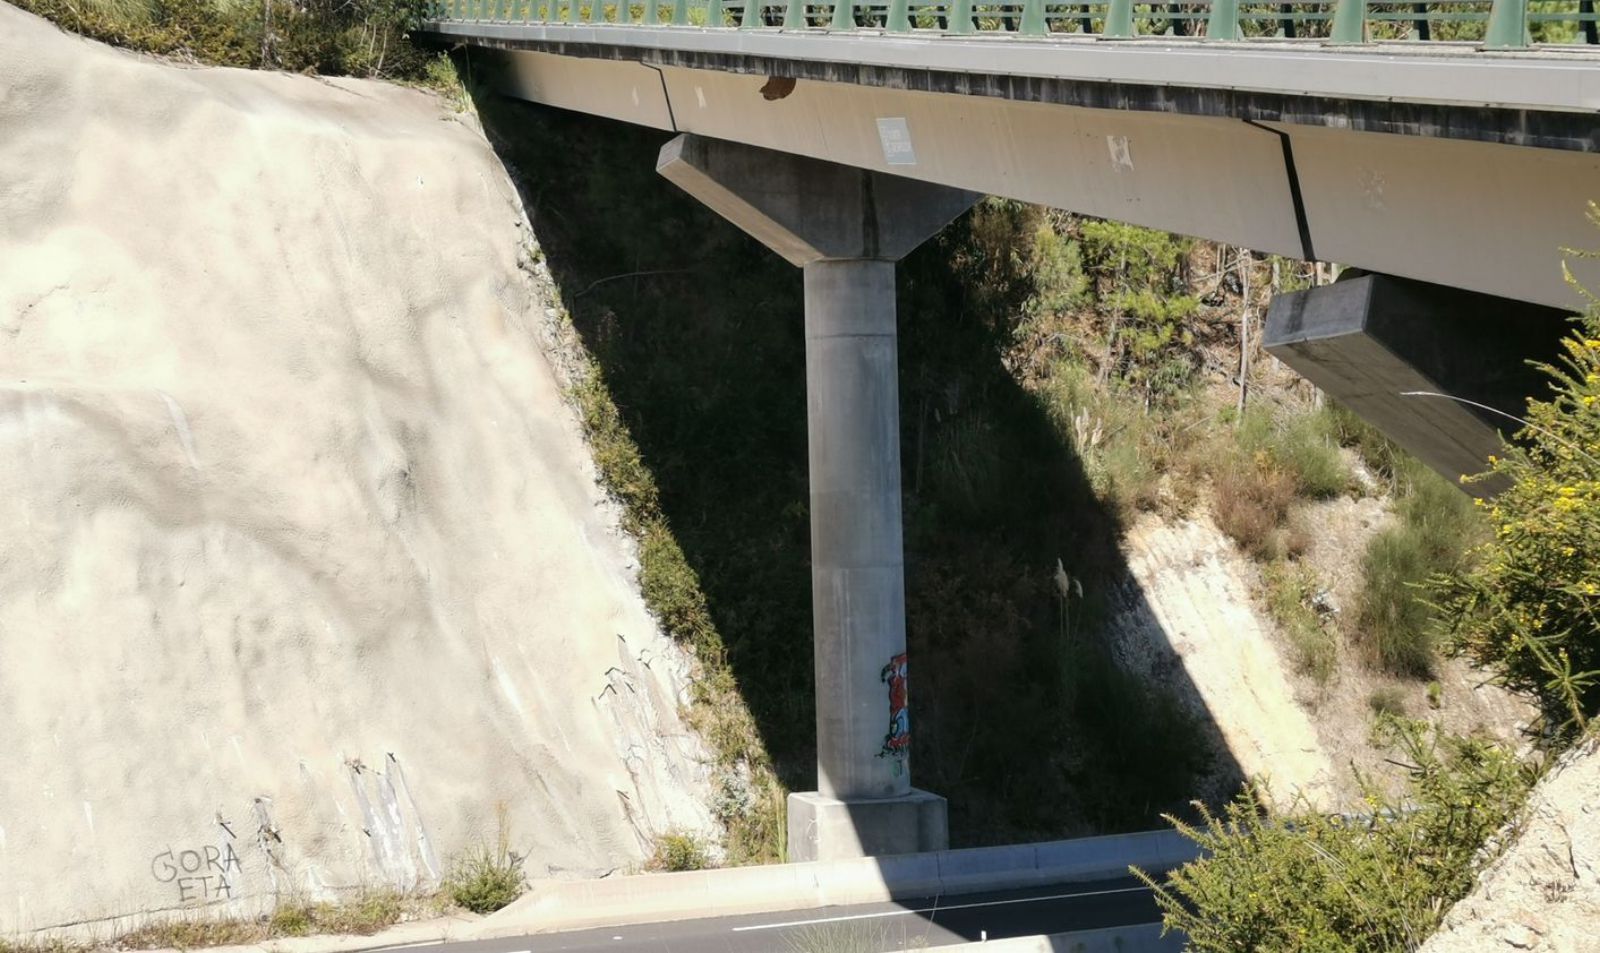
[1262,561,1338,685]
[1368,686,1408,719]
[1353,459,1481,677]
[443,806,526,915]
[1212,452,1298,561]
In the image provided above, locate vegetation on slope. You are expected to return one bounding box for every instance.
[1437,299,1600,737]
[1142,718,1535,953]
[1146,291,1600,951]
[13,0,439,81]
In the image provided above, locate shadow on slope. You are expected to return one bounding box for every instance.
[470,89,1243,846]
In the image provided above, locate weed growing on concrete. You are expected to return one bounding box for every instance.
[111,889,411,949]
[644,831,711,872]
[118,917,264,949]
[444,809,526,914]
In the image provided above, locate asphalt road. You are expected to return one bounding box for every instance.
[383,877,1160,953]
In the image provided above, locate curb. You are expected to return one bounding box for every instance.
[470,828,1197,938]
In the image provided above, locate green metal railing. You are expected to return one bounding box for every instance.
[424,0,1599,47]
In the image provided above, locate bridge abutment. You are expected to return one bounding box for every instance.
[657,133,976,862]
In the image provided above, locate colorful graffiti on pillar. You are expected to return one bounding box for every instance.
[879,652,909,759]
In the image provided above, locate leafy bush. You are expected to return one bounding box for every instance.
[1355,458,1481,677]
[1140,719,1534,953]
[645,831,711,872]
[1237,406,1351,500]
[1077,220,1201,404]
[1434,304,1600,736]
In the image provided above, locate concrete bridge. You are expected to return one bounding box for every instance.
[419,1,1600,863]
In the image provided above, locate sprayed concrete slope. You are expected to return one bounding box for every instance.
[1113,513,1338,807]
[1420,735,1600,953]
[0,4,714,932]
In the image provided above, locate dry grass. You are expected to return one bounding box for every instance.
[8,890,422,953]
[1212,454,1298,561]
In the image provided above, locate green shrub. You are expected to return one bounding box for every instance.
[1263,561,1338,685]
[646,831,711,872]
[1139,719,1534,953]
[1434,302,1600,737]
[1355,458,1481,677]
[1077,220,1201,405]
[1237,406,1351,500]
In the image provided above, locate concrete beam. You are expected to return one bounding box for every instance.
[1263,272,1574,493]
[484,49,1600,308]
[656,133,978,265]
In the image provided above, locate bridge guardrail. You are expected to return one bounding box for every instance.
[420,0,1599,50]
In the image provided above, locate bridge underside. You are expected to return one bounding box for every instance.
[439,34,1600,856]
[467,44,1600,311]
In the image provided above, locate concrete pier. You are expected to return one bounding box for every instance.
[657,134,976,861]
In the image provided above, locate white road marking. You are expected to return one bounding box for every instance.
[730,884,1153,933]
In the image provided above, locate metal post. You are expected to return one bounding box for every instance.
[1020,0,1046,33]
[1329,0,1365,42]
[886,0,912,30]
[1207,0,1239,37]
[1104,0,1133,35]
[784,0,806,27]
[949,0,975,32]
[1411,2,1430,40]
[1484,0,1528,46]
[831,0,856,28]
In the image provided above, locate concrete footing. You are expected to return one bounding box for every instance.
[786,788,949,862]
